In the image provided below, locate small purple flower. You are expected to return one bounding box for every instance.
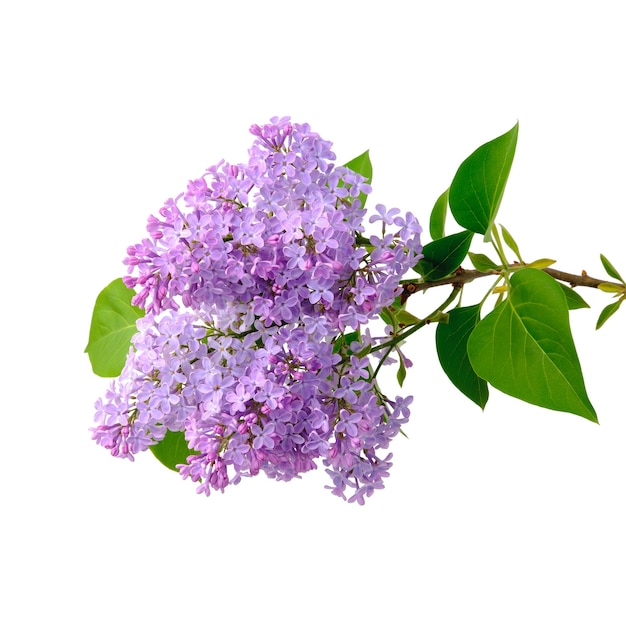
[251,421,276,450]
[93,116,422,504]
[335,409,363,438]
[314,228,339,254]
[369,204,402,226]
[226,382,252,415]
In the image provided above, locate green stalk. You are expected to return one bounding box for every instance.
[370,286,461,380]
[489,224,511,283]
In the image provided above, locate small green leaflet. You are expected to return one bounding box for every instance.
[397,351,407,387]
[500,224,523,263]
[600,253,625,284]
[468,252,500,272]
[596,298,624,330]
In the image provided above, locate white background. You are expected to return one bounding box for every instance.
[2,1,625,624]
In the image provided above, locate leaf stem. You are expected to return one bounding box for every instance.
[489,225,510,282]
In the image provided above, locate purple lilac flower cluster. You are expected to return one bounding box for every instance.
[92,117,422,503]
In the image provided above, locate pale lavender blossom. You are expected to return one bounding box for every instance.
[93,117,423,504]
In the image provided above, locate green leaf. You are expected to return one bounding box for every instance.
[525,258,556,269]
[396,309,421,326]
[343,150,372,209]
[150,430,197,472]
[467,268,597,422]
[397,353,407,387]
[596,298,623,330]
[597,282,624,294]
[429,188,449,240]
[500,225,523,262]
[468,252,500,272]
[557,283,590,310]
[414,230,474,281]
[449,122,519,236]
[333,330,361,354]
[85,278,144,377]
[600,253,625,284]
[435,304,489,408]
[379,295,406,329]
[379,307,394,328]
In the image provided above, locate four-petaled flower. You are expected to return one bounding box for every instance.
[93,116,423,504]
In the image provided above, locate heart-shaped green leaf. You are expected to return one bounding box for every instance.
[85,278,144,377]
[467,268,597,422]
[449,122,519,236]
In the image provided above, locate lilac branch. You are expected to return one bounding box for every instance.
[400,265,623,302]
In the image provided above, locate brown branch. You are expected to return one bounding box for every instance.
[542,267,617,289]
[400,266,622,301]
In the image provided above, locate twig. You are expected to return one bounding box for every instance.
[400,266,622,301]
